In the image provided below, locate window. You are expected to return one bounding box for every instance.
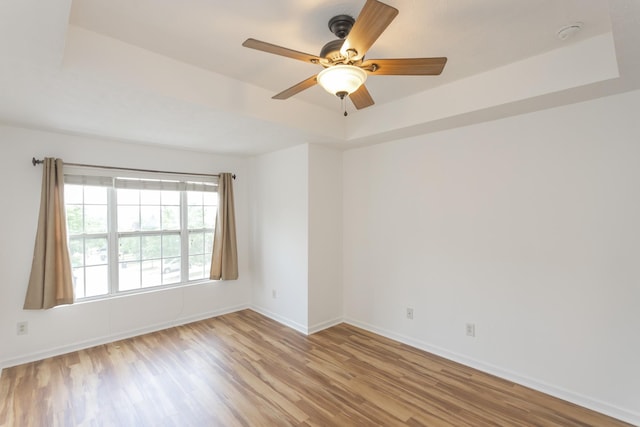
[65,168,217,300]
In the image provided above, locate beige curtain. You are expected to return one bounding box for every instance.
[210,173,238,280]
[24,158,75,309]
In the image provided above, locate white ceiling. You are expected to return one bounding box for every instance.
[1,0,639,155]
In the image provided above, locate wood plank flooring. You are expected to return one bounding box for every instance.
[0,309,632,426]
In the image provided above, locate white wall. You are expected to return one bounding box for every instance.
[249,144,309,332]
[343,90,640,424]
[249,143,343,334]
[308,144,343,332]
[0,125,251,368]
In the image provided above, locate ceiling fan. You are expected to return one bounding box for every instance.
[242,0,447,114]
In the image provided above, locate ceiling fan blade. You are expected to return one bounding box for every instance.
[342,0,399,60]
[361,57,448,75]
[272,75,318,100]
[243,38,323,65]
[349,84,375,110]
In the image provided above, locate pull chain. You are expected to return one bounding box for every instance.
[336,91,348,117]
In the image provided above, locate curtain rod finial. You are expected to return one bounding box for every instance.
[32,157,43,166]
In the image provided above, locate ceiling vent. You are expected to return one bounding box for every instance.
[557,22,583,41]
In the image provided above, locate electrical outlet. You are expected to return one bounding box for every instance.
[406,308,414,320]
[17,321,28,336]
[465,323,476,337]
[272,289,277,299]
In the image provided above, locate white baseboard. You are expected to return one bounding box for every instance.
[344,317,640,426]
[247,307,343,336]
[0,304,249,373]
[308,316,343,334]
[249,305,309,335]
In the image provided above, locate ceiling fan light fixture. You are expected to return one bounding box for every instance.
[317,65,367,97]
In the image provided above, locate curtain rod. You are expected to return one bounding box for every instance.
[32,157,235,180]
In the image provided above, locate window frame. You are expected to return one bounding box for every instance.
[64,165,218,301]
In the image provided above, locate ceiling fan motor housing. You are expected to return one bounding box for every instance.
[320,39,346,62]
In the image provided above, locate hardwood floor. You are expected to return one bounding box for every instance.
[0,310,631,426]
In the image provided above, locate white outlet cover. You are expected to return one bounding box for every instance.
[466,323,476,337]
[17,321,28,335]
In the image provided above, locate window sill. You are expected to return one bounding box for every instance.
[73,278,220,304]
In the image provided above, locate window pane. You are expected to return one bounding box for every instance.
[86,238,108,265]
[140,190,160,205]
[204,206,216,229]
[188,191,203,206]
[85,205,108,234]
[188,255,205,281]
[118,188,139,205]
[141,206,161,231]
[163,234,181,257]
[205,255,211,276]
[65,185,83,204]
[85,265,108,297]
[73,267,85,299]
[141,260,161,288]
[119,236,140,262]
[118,206,140,232]
[161,190,180,205]
[162,257,181,285]
[204,231,213,254]
[203,192,217,206]
[66,205,83,235]
[142,235,161,259]
[69,239,84,268]
[163,272,180,285]
[119,261,141,291]
[162,206,180,230]
[189,232,204,255]
[188,206,204,229]
[84,186,107,204]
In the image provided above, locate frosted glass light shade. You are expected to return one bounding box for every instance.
[317,65,367,96]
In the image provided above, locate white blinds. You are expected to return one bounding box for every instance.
[114,178,217,192]
[64,167,218,192]
[64,175,113,187]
